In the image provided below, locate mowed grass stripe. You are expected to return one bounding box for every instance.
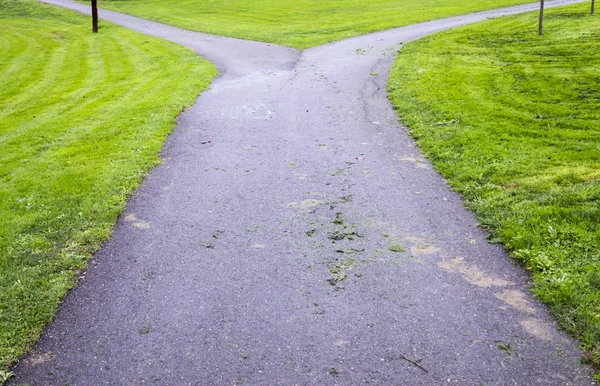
[0,36,58,121]
[0,30,92,133]
[2,32,73,117]
[1,34,165,165]
[388,3,600,373]
[0,31,44,96]
[94,0,536,49]
[0,0,216,370]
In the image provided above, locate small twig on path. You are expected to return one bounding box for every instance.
[400,354,429,373]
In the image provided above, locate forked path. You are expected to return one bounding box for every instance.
[15,0,593,384]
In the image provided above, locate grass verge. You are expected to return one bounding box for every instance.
[92,0,536,49]
[0,0,216,374]
[388,3,600,375]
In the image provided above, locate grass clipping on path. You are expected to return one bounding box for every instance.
[389,3,600,372]
[0,0,216,370]
[93,0,534,49]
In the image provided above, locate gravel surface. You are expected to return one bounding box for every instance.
[12,0,594,384]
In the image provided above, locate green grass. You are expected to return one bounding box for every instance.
[0,0,216,372]
[92,0,536,49]
[388,3,600,373]
[389,244,407,253]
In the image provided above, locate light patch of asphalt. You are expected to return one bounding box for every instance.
[12,0,594,384]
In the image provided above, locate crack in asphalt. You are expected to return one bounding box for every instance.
[12,0,594,384]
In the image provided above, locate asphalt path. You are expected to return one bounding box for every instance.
[13,0,594,384]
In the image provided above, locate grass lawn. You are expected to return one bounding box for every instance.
[0,0,216,376]
[93,0,536,49]
[388,3,600,374]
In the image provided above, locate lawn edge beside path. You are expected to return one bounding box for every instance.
[0,0,217,378]
[388,3,600,378]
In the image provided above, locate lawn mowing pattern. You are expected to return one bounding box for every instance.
[0,0,216,371]
[388,3,600,372]
[93,0,537,49]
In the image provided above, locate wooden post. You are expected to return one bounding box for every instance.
[539,0,544,35]
[592,0,596,16]
[92,0,98,33]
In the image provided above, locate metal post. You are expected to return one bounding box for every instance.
[92,0,98,33]
[538,0,544,35]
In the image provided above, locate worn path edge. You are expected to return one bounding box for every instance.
[12,0,594,384]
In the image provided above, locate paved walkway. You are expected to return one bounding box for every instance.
[14,0,593,384]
